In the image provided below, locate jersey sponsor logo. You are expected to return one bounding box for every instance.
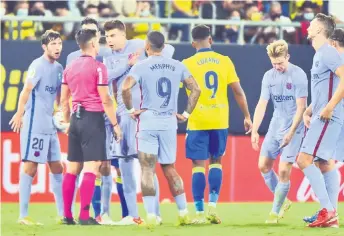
[45,86,58,94]
[312,74,320,80]
[286,83,292,90]
[152,109,174,116]
[272,95,294,103]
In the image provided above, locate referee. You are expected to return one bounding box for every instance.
[60,29,122,225]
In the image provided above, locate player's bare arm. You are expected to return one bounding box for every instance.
[321,65,344,120]
[176,76,201,123]
[229,82,253,133]
[60,84,71,123]
[112,80,118,102]
[280,97,307,148]
[138,151,157,196]
[98,86,122,141]
[122,75,146,119]
[303,104,312,128]
[251,99,268,151]
[9,81,34,133]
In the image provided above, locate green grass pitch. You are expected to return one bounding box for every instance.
[1,203,343,236]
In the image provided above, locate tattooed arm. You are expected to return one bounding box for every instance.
[176,75,201,122]
[122,76,137,111]
[184,75,201,114]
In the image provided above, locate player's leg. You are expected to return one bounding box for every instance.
[47,133,64,222]
[91,172,101,220]
[19,161,39,225]
[111,159,129,219]
[258,135,280,194]
[159,130,189,226]
[186,130,208,223]
[99,160,114,224]
[206,129,229,224]
[136,130,159,228]
[271,161,292,217]
[297,118,341,227]
[18,132,50,225]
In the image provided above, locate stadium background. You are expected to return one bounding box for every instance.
[1,0,344,204]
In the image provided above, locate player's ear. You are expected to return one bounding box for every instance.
[191,41,196,49]
[42,44,47,52]
[209,36,213,45]
[286,54,290,60]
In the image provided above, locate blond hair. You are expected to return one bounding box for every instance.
[266,40,288,58]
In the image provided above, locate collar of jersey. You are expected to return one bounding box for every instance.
[197,48,213,53]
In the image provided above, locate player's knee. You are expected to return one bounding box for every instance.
[192,160,205,168]
[278,169,291,182]
[210,156,222,164]
[22,161,38,177]
[318,159,335,173]
[258,162,271,174]
[83,161,101,174]
[296,153,312,170]
[67,162,83,175]
[100,161,111,176]
[48,161,63,174]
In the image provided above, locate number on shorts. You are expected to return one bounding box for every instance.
[205,71,218,98]
[32,138,44,150]
[156,77,172,108]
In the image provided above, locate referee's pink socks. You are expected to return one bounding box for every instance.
[63,173,77,219]
[79,172,96,220]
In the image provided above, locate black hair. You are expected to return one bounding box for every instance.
[147,31,165,52]
[330,28,344,47]
[80,17,99,29]
[75,29,97,49]
[41,30,61,45]
[104,19,126,32]
[315,13,336,38]
[192,25,211,41]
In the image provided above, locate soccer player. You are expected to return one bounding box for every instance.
[303,28,344,228]
[182,25,252,224]
[61,29,122,225]
[251,40,308,223]
[122,31,201,228]
[9,30,64,225]
[297,14,344,228]
[102,19,175,225]
[66,17,111,65]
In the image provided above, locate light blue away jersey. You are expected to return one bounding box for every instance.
[129,55,191,130]
[260,63,308,133]
[311,43,344,124]
[23,56,63,134]
[65,46,112,66]
[103,39,175,117]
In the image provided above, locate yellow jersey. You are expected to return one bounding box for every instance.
[182,48,239,130]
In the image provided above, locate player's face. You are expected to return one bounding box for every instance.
[105,29,126,50]
[44,37,63,60]
[270,55,289,73]
[307,19,321,40]
[92,36,100,54]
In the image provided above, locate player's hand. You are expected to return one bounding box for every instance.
[244,117,253,134]
[130,109,146,120]
[320,106,333,122]
[9,112,23,133]
[303,110,312,128]
[128,50,142,66]
[113,125,122,142]
[279,131,294,149]
[176,113,188,123]
[251,131,260,151]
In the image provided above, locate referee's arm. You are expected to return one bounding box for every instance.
[61,84,71,123]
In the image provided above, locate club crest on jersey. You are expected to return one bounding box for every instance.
[34,151,40,157]
[286,83,292,90]
[58,73,62,81]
